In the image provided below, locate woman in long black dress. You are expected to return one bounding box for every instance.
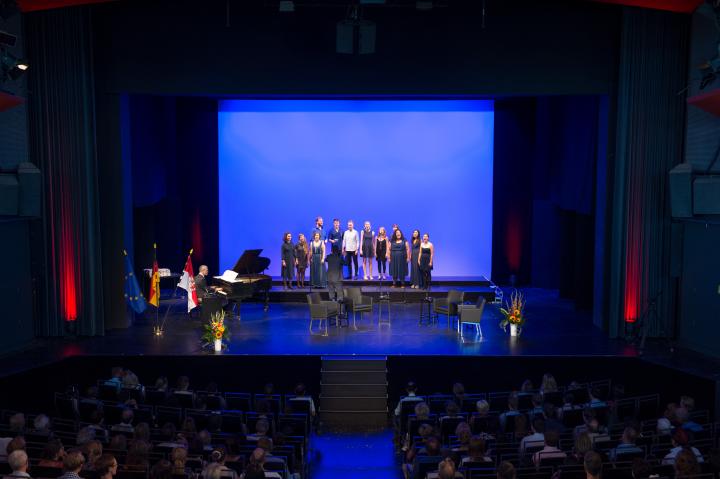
[388,228,410,288]
[410,229,421,289]
[418,233,434,289]
[376,227,388,280]
[294,233,309,288]
[310,231,327,288]
[281,232,296,290]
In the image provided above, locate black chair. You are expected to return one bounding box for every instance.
[220,411,245,433]
[144,387,168,406]
[98,382,120,402]
[55,393,79,419]
[226,392,252,411]
[413,455,444,479]
[343,287,373,330]
[171,390,196,409]
[440,415,467,444]
[433,289,464,329]
[156,406,183,428]
[185,409,210,430]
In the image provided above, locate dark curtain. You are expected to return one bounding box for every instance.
[26,7,105,336]
[608,7,689,338]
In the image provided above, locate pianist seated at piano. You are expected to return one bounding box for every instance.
[194,265,216,301]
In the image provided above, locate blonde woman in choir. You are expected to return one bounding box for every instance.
[360,221,376,280]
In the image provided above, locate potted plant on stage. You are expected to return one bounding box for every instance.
[499,290,526,337]
[203,310,230,352]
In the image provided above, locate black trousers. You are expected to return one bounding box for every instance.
[377,258,387,274]
[420,268,431,289]
[345,251,358,278]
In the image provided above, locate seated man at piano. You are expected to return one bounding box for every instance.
[194,265,215,301]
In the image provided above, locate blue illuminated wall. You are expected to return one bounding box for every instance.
[218,100,494,277]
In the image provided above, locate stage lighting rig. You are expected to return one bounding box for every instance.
[336,3,376,54]
[1,47,28,81]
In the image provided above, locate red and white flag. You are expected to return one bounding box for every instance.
[178,251,198,312]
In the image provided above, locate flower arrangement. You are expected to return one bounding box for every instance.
[202,310,231,347]
[499,290,526,334]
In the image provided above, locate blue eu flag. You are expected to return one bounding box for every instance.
[123,250,147,314]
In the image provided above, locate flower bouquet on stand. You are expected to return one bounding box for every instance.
[499,290,526,337]
[202,310,231,352]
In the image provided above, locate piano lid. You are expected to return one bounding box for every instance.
[232,249,271,275]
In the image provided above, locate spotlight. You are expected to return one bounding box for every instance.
[1,49,28,81]
[278,0,294,12]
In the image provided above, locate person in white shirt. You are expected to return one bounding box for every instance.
[533,429,566,468]
[342,220,360,280]
[662,428,704,465]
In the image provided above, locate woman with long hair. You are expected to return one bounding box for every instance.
[294,233,309,288]
[310,231,327,288]
[375,227,388,280]
[410,229,422,288]
[360,221,375,280]
[418,233,434,289]
[388,228,410,288]
[280,232,296,290]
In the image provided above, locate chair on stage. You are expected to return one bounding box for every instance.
[343,287,373,330]
[457,297,486,339]
[433,290,464,329]
[306,293,339,336]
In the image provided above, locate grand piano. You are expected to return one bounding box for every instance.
[213,249,272,319]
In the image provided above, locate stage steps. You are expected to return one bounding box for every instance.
[319,355,388,431]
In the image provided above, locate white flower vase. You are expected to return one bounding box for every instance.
[214,339,222,352]
[510,324,519,337]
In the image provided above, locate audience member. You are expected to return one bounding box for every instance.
[111,408,134,434]
[519,417,545,453]
[588,387,606,407]
[5,450,30,479]
[154,376,169,391]
[247,419,269,442]
[630,458,652,479]
[499,393,520,431]
[291,383,316,416]
[87,410,108,443]
[38,439,65,468]
[106,367,125,390]
[566,432,593,465]
[58,450,85,479]
[82,440,103,470]
[76,427,96,446]
[540,374,558,393]
[533,429,566,468]
[529,393,544,417]
[395,381,422,418]
[437,458,457,479]
[244,448,280,479]
[452,383,466,405]
[584,451,602,479]
[6,437,26,456]
[462,436,492,465]
[609,427,643,462]
[680,395,695,412]
[150,460,173,479]
[415,402,431,421]
[662,428,704,465]
[657,402,677,435]
[520,380,534,393]
[675,407,703,433]
[94,454,118,479]
[108,435,127,452]
[674,448,701,478]
[32,415,52,437]
[513,414,528,440]
[205,447,237,479]
[125,440,151,469]
[496,461,516,479]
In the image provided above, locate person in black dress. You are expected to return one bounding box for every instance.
[410,229,421,289]
[360,221,375,280]
[376,227,388,280]
[388,228,410,288]
[281,232,296,290]
[294,233,309,288]
[418,233,434,289]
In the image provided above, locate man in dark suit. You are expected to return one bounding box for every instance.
[194,265,212,300]
[325,252,346,301]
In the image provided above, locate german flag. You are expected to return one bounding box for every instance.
[148,243,161,307]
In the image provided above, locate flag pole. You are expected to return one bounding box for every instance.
[159,247,193,333]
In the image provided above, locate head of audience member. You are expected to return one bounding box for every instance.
[541,374,558,393]
[7,436,26,455]
[89,410,104,428]
[445,401,460,417]
[63,449,86,473]
[406,381,418,395]
[468,436,487,460]
[254,418,269,436]
[531,417,546,435]
[671,428,691,449]
[582,407,596,426]
[197,429,212,448]
[587,419,600,434]
[110,367,124,380]
[675,448,701,478]
[680,395,695,412]
[417,423,435,440]
[160,422,176,441]
[507,393,519,412]
[531,393,543,409]
[9,413,25,433]
[621,427,638,446]
[437,458,456,479]
[294,383,308,397]
[425,436,442,456]
[543,402,559,421]
[520,380,534,393]
[181,417,196,435]
[33,414,51,434]
[414,402,431,420]
[631,458,652,479]
[455,422,472,446]
[176,375,190,391]
[497,461,516,479]
[95,454,118,479]
[476,400,490,417]
[514,414,528,437]
[674,407,691,426]
[574,433,593,457]
[452,382,465,401]
[8,450,29,475]
[109,434,127,451]
[82,440,103,467]
[207,414,222,433]
[42,438,65,463]
[126,440,151,467]
[209,447,227,465]
[119,408,134,426]
[134,423,151,442]
[589,387,603,402]
[544,429,560,449]
[584,451,602,479]
[170,447,188,472]
[563,393,576,408]
[124,399,138,410]
[149,459,172,479]
[154,376,169,391]
[122,370,139,387]
[257,437,274,453]
[247,448,267,478]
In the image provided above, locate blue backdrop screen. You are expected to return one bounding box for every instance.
[218,99,494,277]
